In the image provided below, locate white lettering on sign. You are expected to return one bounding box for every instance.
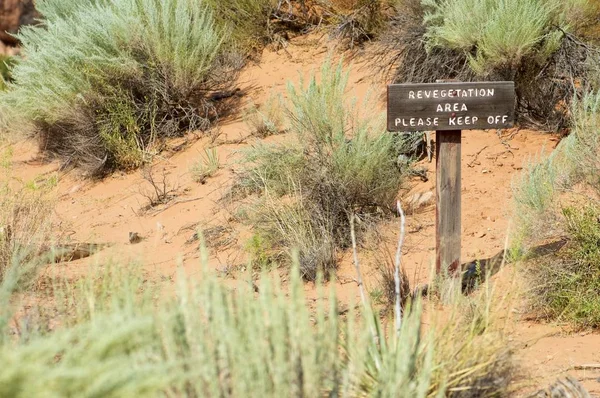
[408,89,495,100]
[448,116,478,126]
[395,117,439,128]
[436,103,469,112]
[487,115,509,124]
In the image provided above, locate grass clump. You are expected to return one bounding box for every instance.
[381,0,600,131]
[191,147,220,184]
[240,60,407,279]
[244,94,285,138]
[321,0,389,48]
[0,0,235,176]
[205,0,276,51]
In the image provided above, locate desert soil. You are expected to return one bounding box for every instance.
[4,34,600,396]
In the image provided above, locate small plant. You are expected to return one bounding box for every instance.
[140,165,176,208]
[245,232,275,271]
[373,251,411,311]
[369,288,384,305]
[191,147,220,184]
[244,94,285,138]
[321,0,387,48]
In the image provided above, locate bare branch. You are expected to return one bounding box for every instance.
[350,214,367,307]
[394,200,406,335]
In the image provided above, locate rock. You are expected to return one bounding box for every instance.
[528,376,591,398]
[129,232,142,244]
[408,191,434,210]
[0,0,38,46]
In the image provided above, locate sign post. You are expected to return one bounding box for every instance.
[387,81,515,275]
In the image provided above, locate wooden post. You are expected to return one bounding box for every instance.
[435,130,461,275]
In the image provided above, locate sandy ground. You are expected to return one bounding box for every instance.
[5,34,600,395]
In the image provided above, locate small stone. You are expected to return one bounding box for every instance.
[409,191,434,209]
[129,232,142,244]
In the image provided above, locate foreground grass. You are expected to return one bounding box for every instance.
[0,241,516,397]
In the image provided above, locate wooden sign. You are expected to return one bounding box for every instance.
[387,82,515,132]
[387,81,516,278]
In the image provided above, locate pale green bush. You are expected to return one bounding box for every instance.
[1,0,230,175]
[241,61,407,279]
[423,0,563,74]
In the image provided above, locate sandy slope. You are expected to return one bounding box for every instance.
[6,34,600,395]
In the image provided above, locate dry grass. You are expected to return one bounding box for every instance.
[244,94,286,138]
[321,0,388,48]
[0,182,54,285]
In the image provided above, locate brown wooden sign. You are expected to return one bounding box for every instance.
[387,81,515,132]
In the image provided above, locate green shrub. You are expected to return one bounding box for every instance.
[240,61,407,279]
[423,0,562,73]
[0,0,233,175]
[0,55,18,92]
[515,91,600,327]
[191,147,220,184]
[528,206,600,328]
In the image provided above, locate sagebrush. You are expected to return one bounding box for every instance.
[1,0,236,175]
[240,61,409,279]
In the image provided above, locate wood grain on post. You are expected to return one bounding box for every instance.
[436,130,461,275]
